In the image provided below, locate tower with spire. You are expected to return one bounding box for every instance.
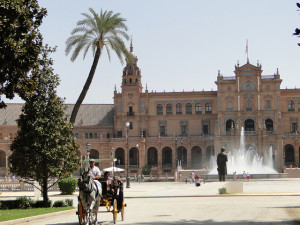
[121,40,142,93]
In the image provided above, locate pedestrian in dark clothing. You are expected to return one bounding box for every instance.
[217,147,228,181]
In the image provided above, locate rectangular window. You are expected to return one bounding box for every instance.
[85,133,88,139]
[94,133,98,139]
[291,123,298,133]
[0,133,2,139]
[9,133,13,139]
[266,85,270,90]
[265,100,271,110]
[75,133,79,139]
[117,131,122,138]
[160,126,166,136]
[203,125,209,135]
[89,133,93,139]
[226,102,232,111]
[181,125,187,135]
[129,122,133,129]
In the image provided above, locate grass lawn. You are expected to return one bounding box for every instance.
[0,206,74,222]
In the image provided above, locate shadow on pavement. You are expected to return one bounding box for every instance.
[45,220,300,225]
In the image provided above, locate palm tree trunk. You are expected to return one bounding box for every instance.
[69,48,101,124]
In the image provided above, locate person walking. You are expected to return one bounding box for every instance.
[217,147,228,181]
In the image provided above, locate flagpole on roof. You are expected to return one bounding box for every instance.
[246,39,249,63]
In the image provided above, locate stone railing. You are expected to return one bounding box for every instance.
[0,181,59,191]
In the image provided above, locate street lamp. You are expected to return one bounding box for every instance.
[86,143,91,160]
[174,137,178,168]
[180,139,183,168]
[110,146,114,176]
[125,121,130,188]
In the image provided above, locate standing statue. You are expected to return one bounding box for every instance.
[217,147,228,181]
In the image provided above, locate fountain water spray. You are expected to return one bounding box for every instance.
[209,127,277,174]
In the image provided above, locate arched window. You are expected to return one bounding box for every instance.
[186,103,192,114]
[242,81,256,90]
[166,104,173,115]
[205,103,212,114]
[176,103,182,115]
[265,119,273,132]
[245,119,255,131]
[288,100,295,112]
[226,119,234,132]
[195,103,202,114]
[156,104,163,115]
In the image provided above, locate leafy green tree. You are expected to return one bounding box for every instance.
[9,46,80,204]
[0,0,47,108]
[66,8,130,124]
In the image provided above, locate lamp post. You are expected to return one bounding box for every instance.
[174,137,178,168]
[110,146,114,176]
[86,143,91,160]
[180,139,183,168]
[125,121,130,188]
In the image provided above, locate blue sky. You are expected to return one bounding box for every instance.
[4,0,300,104]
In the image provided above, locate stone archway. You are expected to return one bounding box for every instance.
[129,147,139,166]
[191,146,202,168]
[0,150,6,167]
[90,149,99,166]
[147,147,158,166]
[115,148,125,166]
[206,146,214,168]
[176,146,187,168]
[162,147,172,168]
[285,144,295,166]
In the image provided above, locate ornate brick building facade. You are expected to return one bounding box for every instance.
[1,44,300,175]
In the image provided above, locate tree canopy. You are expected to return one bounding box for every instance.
[0,0,47,108]
[9,46,79,203]
[65,8,130,124]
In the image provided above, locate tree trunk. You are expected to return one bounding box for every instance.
[69,48,101,124]
[42,176,49,205]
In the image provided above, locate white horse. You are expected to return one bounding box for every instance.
[78,169,102,225]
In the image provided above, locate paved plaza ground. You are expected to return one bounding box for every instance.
[1,178,300,225]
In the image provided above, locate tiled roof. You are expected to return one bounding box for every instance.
[0,103,114,126]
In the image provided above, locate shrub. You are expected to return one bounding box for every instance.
[16,196,34,209]
[34,200,52,208]
[53,200,66,207]
[65,198,73,206]
[58,177,77,195]
[218,187,228,194]
[141,165,151,175]
[0,200,18,210]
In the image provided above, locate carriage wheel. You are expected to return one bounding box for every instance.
[112,199,118,224]
[77,202,87,225]
[121,197,125,221]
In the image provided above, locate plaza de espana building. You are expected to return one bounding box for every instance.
[1,44,300,176]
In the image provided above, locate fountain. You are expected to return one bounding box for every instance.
[209,127,277,175]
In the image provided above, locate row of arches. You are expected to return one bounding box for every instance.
[75,146,215,169]
[225,118,274,132]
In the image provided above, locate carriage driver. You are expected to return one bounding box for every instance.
[86,158,102,191]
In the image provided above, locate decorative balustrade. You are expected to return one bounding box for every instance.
[0,181,59,191]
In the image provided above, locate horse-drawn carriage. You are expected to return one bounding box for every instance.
[76,159,126,225]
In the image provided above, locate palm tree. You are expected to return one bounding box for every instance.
[66,8,130,124]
